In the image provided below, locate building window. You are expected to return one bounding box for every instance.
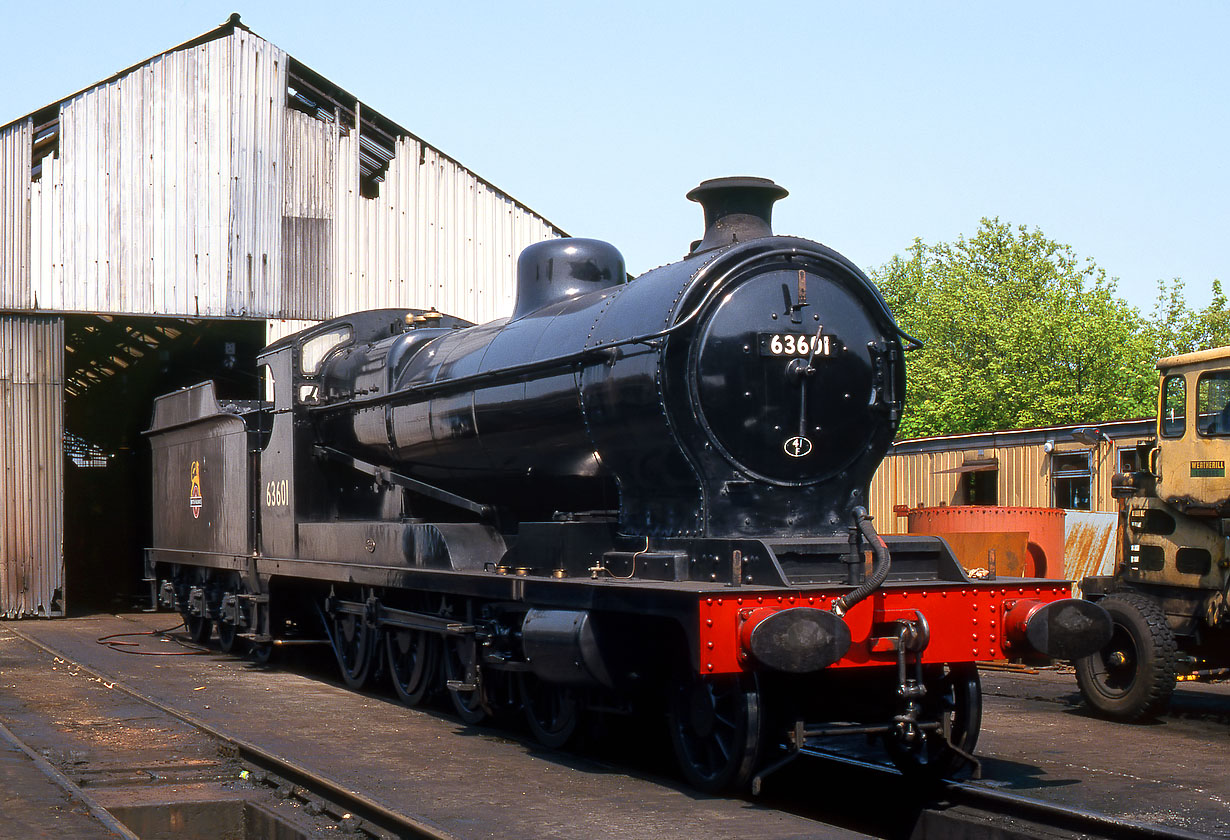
[1161,375,1186,438]
[1052,451,1092,510]
[963,470,998,505]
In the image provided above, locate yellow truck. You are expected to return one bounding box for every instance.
[1076,346,1230,719]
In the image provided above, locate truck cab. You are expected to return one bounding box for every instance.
[1076,346,1230,720]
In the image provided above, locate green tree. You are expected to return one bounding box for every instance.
[871,219,1158,438]
[1145,278,1230,359]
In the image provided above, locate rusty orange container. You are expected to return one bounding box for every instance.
[905,506,1066,578]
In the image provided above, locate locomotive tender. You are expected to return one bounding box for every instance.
[147,177,1110,791]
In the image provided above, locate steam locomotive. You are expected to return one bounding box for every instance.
[146,177,1111,791]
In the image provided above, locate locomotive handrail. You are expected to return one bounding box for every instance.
[314,446,494,520]
[307,250,743,410]
[310,245,914,413]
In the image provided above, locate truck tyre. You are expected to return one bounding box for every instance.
[1074,592,1178,721]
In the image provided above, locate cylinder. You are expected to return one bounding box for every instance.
[521,609,614,687]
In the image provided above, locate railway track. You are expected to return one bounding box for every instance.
[2,619,1220,840]
[779,746,1217,840]
[0,717,142,840]
[4,624,454,840]
[933,779,1216,840]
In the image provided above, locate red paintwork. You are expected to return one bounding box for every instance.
[695,582,1075,675]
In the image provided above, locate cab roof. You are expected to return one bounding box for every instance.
[1158,345,1230,371]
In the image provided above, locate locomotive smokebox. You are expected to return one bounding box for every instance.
[512,238,626,320]
[687,176,789,254]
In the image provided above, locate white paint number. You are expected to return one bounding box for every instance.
[768,333,831,357]
[265,479,289,508]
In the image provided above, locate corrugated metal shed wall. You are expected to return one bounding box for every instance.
[28,33,281,317]
[1,120,32,309]
[869,441,1120,535]
[229,30,286,317]
[0,25,561,616]
[282,108,555,325]
[0,316,64,617]
[14,27,558,326]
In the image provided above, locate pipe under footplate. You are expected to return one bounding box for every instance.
[1003,598,1113,660]
[739,606,852,673]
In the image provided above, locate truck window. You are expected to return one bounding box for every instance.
[1160,375,1186,438]
[1197,371,1230,436]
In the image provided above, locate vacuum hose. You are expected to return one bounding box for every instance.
[832,507,891,617]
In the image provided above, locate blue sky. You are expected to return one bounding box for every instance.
[2,1,1226,313]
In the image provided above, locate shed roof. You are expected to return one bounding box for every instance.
[1,13,564,234]
[890,417,1156,456]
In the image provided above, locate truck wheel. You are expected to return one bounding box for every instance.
[1074,593,1178,721]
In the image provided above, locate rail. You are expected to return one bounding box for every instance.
[7,625,456,840]
[6,622,1214,840]
[791,744,1212,840]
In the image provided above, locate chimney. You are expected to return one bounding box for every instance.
[686,176,788,255]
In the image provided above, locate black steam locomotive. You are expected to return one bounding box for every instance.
[147,177,1109,791]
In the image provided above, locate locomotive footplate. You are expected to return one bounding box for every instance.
[696,581,1109,675]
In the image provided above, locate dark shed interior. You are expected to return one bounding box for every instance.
[62,315,266,612]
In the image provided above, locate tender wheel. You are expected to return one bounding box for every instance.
[443,636,487,724]
[386,629,436,706]
[249,642,274,665]
[185,613,212,644]
[1075,592,1178,721]
[884,663,982,778]
[217,619,240,653]
[520,674,579,749]
[217,583,246,654]
[331,609,375,689]
[667,673,762,792]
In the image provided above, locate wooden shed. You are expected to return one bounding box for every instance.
[869,418,1156,528]
[868,419,1156,587]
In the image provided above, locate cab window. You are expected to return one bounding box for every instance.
[299,326,352,376]
[1197,371,1230,436]
[1160,375,1186,438]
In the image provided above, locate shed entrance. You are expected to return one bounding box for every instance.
[62,315,265,612]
